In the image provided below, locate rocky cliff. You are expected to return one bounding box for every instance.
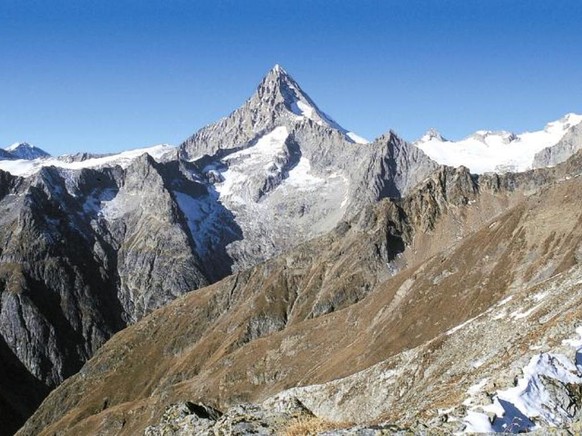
[0,158,216,434]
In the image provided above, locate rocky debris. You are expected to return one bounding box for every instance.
[144,399,314,436]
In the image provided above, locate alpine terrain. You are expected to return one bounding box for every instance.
[1,65,582,435]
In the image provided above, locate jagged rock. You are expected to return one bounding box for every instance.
[3,143,50,160]
[145,400,311,436]
[179,67,438,272]
[7,68,582,436]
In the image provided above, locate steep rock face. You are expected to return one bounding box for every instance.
[103,155,210,323]
[0,67,438,433]
[20,149,582,435]
[179,66,438,271]
[179,65,360,161]
[0,159,217,434]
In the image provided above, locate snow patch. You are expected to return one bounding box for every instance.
[510,304,541,320]
[463,327,582,433]
[173,190,227,257]
[346,131,369,144]
[215,126,289,203]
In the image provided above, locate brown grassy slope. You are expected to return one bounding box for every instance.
[18,155,582,436]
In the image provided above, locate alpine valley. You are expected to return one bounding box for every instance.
[2,66,582,435]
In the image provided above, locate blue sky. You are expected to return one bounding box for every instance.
[1,0,582,155]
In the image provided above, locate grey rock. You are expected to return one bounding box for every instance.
[533,122,582,168]
[145,400,312,436]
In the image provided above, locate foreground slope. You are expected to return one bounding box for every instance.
[20,149,582,435]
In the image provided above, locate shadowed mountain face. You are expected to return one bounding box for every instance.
[0,159,219,434]
[18,149,582,435]
[0,143,50,161]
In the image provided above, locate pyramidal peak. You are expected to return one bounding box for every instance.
[4,142,50,160]
[6,141,33,151]
[179,64,368,159]
[255,64,368,144]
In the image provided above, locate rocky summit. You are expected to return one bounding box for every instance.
[1,66,582,435]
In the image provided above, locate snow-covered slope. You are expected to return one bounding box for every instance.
[414,113,582,173]
[272,65,368,144]
[0,144,175,177]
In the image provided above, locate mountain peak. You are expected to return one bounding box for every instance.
[418,128,447,143]
[255,65,357,137]
[258,64,303,97]
[179,65,368,158]
[271,63,286,75]
[3,142,50,160]
[6,141,32,151]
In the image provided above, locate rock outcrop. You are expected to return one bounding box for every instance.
[179,66,438,271]
[0,160,215,434]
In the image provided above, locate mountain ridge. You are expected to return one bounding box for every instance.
[1,65,582,435]
[19,148,582,435]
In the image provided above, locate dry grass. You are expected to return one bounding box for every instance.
[282,416,352,436]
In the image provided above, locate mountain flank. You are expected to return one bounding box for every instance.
[18,147,582,435]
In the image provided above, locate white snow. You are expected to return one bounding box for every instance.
[510,304,541,320]
[173,190,226,257]
[468,378,489,396]
[6,142,28,152]
[446,314,480,336]
[280,74,368,145]
[414,113,582,173]
[563,326,582,353]
[285,157,325,190]
[295,100,317,122]
[0,144,175,177]
[215,126,289,203]
[100,193,128,220]
[463,326,582,433]
[464,410,495,433]
[346,131,369,144]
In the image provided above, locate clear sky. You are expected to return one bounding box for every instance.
[2,0,582,155]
